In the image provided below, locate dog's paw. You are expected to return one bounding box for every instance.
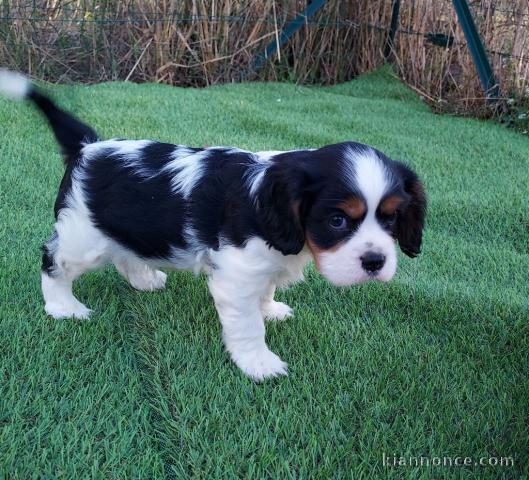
[232,348,288,382]
[262,301,293,321]
[130,269,167,291]
[45,300,92,320]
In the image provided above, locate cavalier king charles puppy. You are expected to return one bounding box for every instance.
[0,70,426,381]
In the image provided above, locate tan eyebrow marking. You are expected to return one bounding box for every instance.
[379,195,404,215]
[337,197,366,220]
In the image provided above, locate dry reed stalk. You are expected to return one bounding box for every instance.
[0,0,527,118]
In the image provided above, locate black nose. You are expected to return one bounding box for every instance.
[361,251,386,273]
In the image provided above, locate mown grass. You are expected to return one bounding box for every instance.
[0,67,527,479]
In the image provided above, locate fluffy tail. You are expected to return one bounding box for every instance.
[0,69,98,162]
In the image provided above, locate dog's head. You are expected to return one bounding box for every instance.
[256,143,426,286]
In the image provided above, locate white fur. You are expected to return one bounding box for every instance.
[317,148,397,286]
[182,224,201,251]
[0,69,30,100]
[317,220,397,286]
[163,147,211,198]
[348,147,393,211]
[42,167,110,317]
[246,151,283,197]
[181,225,207,274]
[81,139,151,176]
[114,254,167,291]
[246,150,316,198]
[145,225,209,275]
[256,150,285,159]
[42,273,92,319]
[84,141,214,193]
[207,238,310,381]
[261,284,293,321]
[82,139,151,160]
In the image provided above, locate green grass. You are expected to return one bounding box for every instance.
[1,66,528,479]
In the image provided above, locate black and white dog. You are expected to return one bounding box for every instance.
[0,70,426,381]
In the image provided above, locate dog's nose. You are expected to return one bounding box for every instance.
[361,251,386,273]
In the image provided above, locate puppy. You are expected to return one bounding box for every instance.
[0,70,426,381]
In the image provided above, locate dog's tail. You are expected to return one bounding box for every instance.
[0,69,98,163]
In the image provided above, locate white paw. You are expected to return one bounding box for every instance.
[262,301,293,321]
[45,300,92,320]
[232,348,288,382]
[130,269,167,291]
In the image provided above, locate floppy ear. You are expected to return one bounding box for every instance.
[393,162,427,258]
[255,162,311,255]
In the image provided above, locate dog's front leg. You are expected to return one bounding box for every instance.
[207,271,288,381]
[260,283,294,321]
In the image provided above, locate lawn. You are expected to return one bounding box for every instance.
[0,67,527,479]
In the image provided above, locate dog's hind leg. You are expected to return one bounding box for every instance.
[113,254,167,292]
[41,217,109,319]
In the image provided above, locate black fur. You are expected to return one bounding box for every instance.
[41,244,55,275]
[391,160,427,257]
[41,231,57,275]
[85,142,189,258]
[255,151,317,255]
[28,88,98,162]
[83,143,265,258]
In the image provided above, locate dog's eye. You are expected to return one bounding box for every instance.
[329,214,347,230]
[381,212,397,227]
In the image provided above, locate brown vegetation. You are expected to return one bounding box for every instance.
[0,1,527,117]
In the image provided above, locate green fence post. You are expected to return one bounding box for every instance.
[247,0,328,77]
[384,0,401,60]
[451,0,500,100]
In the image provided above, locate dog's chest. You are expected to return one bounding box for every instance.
[275,248,313,287]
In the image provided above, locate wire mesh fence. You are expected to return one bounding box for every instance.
[0,1,527,118]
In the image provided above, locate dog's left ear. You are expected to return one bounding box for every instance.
[255,158,315,256]
[393,162,427,258]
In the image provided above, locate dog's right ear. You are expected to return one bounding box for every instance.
[255,158,317,256]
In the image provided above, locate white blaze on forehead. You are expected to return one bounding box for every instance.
[344,147,391,211]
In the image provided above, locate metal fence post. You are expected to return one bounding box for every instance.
[384,0,401,60]
[248,0,328,77]
[451,0,500,100]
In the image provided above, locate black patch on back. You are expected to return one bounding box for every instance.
[84,142,190,258]
[189,149,260,249]
[81,143,260,259]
